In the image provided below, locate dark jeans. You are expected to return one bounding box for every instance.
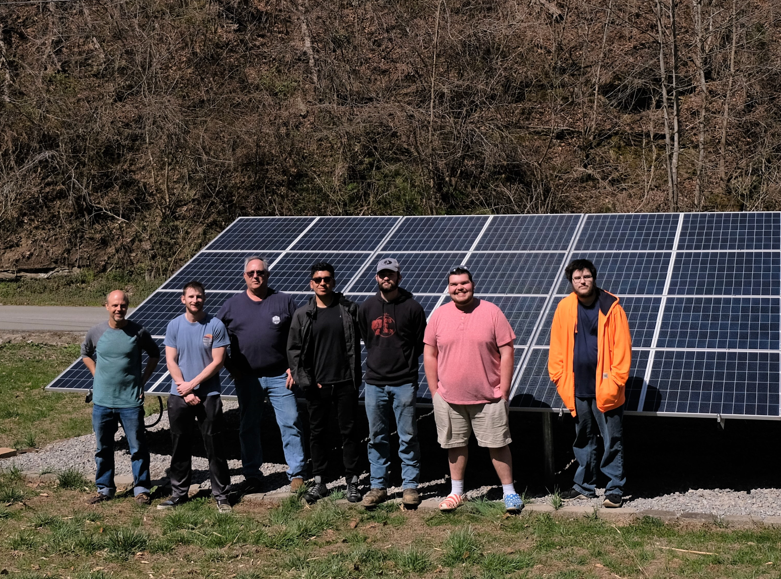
[92,404,150,497]
[573,397,625,496]
[305,381,361,480]
[168,394,230,500]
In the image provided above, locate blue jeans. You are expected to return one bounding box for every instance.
[92,404,151,497]
[573,397,625,497]
[235,373,306,480]
[364,383,420,489]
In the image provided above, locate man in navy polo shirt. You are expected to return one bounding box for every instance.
[217,256,306,495]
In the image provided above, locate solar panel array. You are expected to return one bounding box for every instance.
[46,213,781,420]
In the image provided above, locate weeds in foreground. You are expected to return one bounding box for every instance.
[392,545,434,573]
[58,468,90,490]
[105,527,149,559]
[442,525,482,566]
[550,487,563,510]
[13,431,37,450]
[0,485,25,504]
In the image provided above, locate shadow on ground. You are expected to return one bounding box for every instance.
[140,403,781,499]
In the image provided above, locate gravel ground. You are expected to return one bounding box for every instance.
[4,401,781,517]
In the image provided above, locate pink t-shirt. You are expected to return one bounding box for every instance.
[424,299,516,404]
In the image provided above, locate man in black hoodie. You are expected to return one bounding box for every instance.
[358,258,427,508]
[288,262,363,504]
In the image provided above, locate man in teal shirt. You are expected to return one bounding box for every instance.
[81,290,160,505]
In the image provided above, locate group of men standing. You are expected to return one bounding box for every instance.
[81,254,632,514]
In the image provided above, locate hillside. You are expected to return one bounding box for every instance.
[1,0,780,276]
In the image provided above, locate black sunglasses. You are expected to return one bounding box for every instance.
[312,276,333,284]
[245,269,268,278]
[449,265,471,274]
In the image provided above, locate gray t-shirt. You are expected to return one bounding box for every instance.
[81,320,160,408]
[164,313,230,397]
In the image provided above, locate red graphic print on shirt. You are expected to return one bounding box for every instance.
[371,313,396,337]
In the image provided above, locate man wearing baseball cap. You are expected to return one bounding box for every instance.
[357,258,427,508]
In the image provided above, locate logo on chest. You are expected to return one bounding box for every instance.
[203,334,213,348]
[272,315,281,325]
[371,313,396,337]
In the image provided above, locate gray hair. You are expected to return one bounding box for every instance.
[105,289,130,305]
[243,255,268,271]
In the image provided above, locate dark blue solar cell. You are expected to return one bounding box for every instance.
[678,213,781,251]
[128,291,234,337]
[382,216,489,252]
[557,252,671,295]
[669,252,780,296]
[270,252,371,293]
[348,252,468,294]
[161,252,283,291]
[510,348,560,409]
[290,216,400,251]
[206,217,316,251]
[480,296,547,346]
[466,253,565,294]
[644,351,780,416]
[658,297,780,350]
[474,214,581,251]
[534,296,565,347]
[576,214,679,251]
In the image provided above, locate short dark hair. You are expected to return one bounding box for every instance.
[310,262,335,278]
[565,259,597,283]
[447,265,473,283]
[183,280,206,295]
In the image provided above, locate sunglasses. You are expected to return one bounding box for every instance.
[312,276,333,284]
[245,269,268,278]
[449,265,471,275]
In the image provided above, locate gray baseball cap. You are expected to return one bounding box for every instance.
[376,257,400,273]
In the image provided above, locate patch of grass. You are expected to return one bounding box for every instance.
[8,530,39,550]
[392,545,434,573]
[550,487,563,510]
[0,342,93,449]
[13,431,37,449]
[0,485,26,504]
[466,497,505,517]
[359,500,405,526]
[520,487,534,505]
[1,464,23,482]
[105,527,149,559]
[58,467,90,490]
[442,525,482,566]
[481,551,534,576]
[267,494,304,526]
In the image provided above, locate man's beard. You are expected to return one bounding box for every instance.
[378,281,398,294]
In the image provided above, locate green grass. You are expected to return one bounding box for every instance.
[0,342,160,448]
[57,468,91,490]
[0,270,161,306]
[2,481,781,577]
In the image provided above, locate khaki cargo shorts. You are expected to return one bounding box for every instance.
[432,392,511,448]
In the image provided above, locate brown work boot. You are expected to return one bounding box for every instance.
[361,488,388,508]
[290,477,305,493]
[134,493,151,506]
[402,488,421,507]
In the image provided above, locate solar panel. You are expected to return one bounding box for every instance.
[46,212,781,421]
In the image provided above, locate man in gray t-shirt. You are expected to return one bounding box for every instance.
[160,281,232,513]
[81,290,160,505]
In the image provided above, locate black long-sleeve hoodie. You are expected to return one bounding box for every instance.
[357,288,427,386]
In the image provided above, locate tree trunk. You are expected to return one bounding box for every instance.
[655,0,679,211]
[692,0,708,210]
[719,0,738,188]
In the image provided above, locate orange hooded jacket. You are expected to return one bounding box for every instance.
[547,289,632,416]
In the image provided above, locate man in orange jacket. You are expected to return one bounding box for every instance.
[548,259,631,508]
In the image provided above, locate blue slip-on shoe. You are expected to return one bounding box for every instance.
[504,493,524,514]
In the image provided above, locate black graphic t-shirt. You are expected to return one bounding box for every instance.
[312,301,351,384]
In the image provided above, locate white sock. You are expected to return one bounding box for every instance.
[451,479,464,496]
[502,483,517,497]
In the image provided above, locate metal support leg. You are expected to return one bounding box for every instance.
[542,412,555,486]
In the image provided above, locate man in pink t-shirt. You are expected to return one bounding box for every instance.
[423,265,522,514]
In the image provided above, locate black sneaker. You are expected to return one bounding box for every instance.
[303,477,330,504]
[603,493,623,508]
[346,476,361,503]
[228,477,263,497]
[561,488,589,500]
[216,499,232,514]
[156,495,189,510]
